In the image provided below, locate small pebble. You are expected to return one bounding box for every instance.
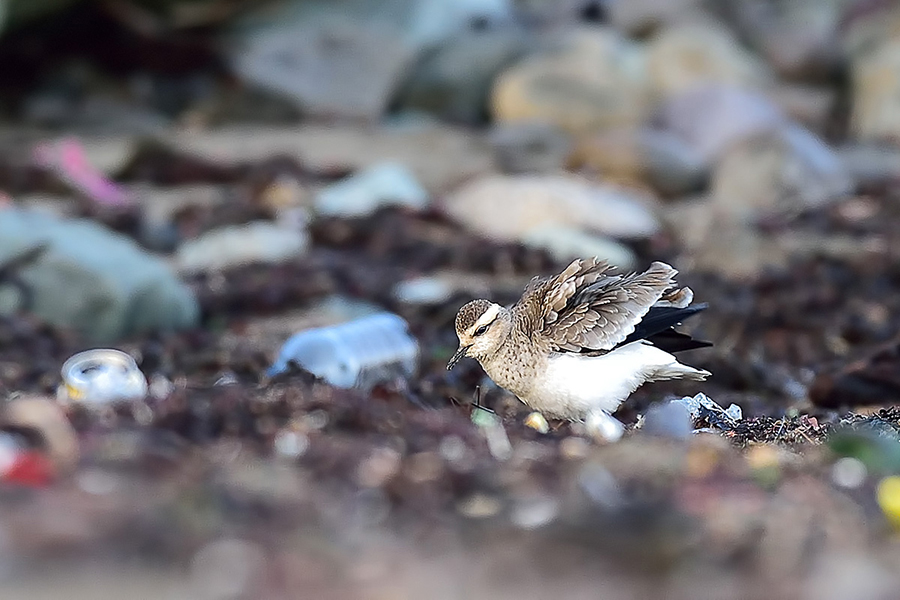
[832,457,867,490]
[356,447,402,488]
[439,435,468,463]
[511,495,559,529]
[274,430,309,458]
[404,452,443,483]
[190,538,265,600]
[559,436,591,460]
[457,493,503,519]
[304,410,329,430]
[524,412,549,434]
[585,410,625,443]
[76,469,119,495]
[578,462,623,510]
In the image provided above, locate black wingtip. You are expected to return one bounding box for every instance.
[618,303,712,352]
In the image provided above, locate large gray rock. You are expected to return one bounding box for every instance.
[657,85,786,165]
[227,0,514,120]
[711,124,853,221]
[442,174,660,242]
[398,29,530,123]
[491,27,652,135]
[0,209,198,343]
[176,221,308,274]
[718,0,845,78]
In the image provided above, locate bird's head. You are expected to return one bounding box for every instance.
[447,299,511,370]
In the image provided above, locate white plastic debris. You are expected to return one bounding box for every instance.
[584,410,625,443]
[672,392,742,431]
[267,313,419,390]
[59,349,148,405]
[578,462,624,510]
[641,400,693,439]
[472,408,512,461]
[724,403,743,422]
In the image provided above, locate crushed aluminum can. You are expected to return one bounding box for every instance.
[59,349,148,405]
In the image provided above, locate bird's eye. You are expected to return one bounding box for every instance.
[474,325,488,336]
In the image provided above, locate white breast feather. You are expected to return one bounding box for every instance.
[530,342,700,418]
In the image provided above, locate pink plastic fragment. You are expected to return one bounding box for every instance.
[33,138,130,207]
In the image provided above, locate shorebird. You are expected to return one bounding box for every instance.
[447,258,711,421]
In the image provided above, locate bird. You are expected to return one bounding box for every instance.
[447,258,711,421]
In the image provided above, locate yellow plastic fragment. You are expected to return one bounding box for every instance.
[877,476,900,529]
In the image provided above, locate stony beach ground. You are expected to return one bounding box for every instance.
[3,1,900,598]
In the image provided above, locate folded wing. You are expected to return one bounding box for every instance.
[528,258,680,352]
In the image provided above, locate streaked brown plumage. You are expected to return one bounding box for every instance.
[448,258,711,420]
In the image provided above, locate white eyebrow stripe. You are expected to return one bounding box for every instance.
[472,303,501,330]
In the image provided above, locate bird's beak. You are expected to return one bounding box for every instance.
[447,345,470,370]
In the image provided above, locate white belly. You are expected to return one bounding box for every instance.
[525,342,702,419]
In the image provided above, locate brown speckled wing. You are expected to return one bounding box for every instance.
[521,259,678,352]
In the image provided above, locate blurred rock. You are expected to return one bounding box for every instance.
[665,196,870,281]
[169,123,493,195]
[315,163,428,217]
[646,21,773,97]
[804,553,900,600]
[405,0,515,50]
[810,335,900,408]
[711,124,853,221]
[512,0,611,28]
[0,208,198,343]
[837,144,900,189]
[521,225,637,269]
[189,538,266,600]
[607,0,705,34]
[228,0,514,120]
[398,29,529,124]
[657,85,787,165]
[719,0,844,79]
[767,83,837,133]
[443,174,660,242]
[491,27,651,134]
[392,271,529,305]
[229,20,415,120]
[135,184,231,251]
[490,121,572,173]
[176,221,308,273]
[568,128,706,196]
[662,197,781,279]
[839,0,900,62]
[851,40,900,141]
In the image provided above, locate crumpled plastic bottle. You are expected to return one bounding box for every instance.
[267,313,419,390]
